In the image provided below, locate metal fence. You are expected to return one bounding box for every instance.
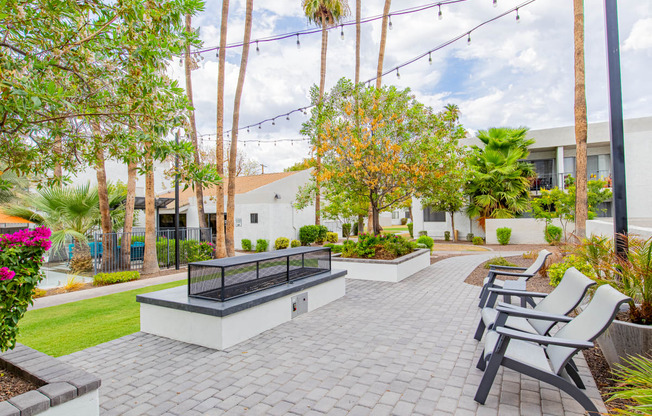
[79,227,212,274]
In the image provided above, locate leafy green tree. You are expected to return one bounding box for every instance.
[465,127,535,228]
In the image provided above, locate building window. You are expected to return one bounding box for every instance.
[158,214,187,228]
[423,207,445,222]
[250,213,258,224]
[392,211,399,220]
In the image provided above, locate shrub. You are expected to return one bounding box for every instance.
[155,240,213,265]
[315,226,329,244]
[341,234,415,259]
[400,218,408,225]
[326,232,338,243]
[342,223,351,238]
[484,257,517,269]
[274,237,290,250]
[93,271,140,286]
[63,276,84,292]
[547,255,597,286]
[496,227,512,245]
[522,250,537,259]
[352,221,359,236]
[324,243,344,254]
[290,239,301,248]
[255,239,269,252]
[418,230,428,237]
[0,227,52,352]
[444,231,451,241]
[32,288,47,298]
[407,223,413,238]
[608,354,652,415]
[241,239,252,251]
[466,233,474,242]
[473,236,484,245]
[416,243,428,249]
[416,235,434,250]
[299,225,319,245]
[544,224,563,245]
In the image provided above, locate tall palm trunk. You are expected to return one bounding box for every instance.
[573,0,588,239]
[315,12,329,226]
[226,0,253,257]
[214,0,229,258]
[185,14,208,231]
[367,0,392,235]
[143,152,159,274]
[121,160,137,269]
[95,145,115,272]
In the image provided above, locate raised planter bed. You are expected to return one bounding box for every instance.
[138,248,346,350]
[0,345,100,416]
[331,248,430,283]
[597,318,652,370]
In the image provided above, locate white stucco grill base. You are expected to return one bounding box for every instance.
[331,249,430,283]
[137,270,346,350]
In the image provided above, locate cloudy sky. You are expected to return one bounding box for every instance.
[168,0,652,173]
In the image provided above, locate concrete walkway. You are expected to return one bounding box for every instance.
[59,254,606,415]
[30,271,186,310]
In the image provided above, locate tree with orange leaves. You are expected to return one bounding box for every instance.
[315,82,465,235]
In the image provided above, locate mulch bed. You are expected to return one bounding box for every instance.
[464,254,635,413]
[0,368,39,402]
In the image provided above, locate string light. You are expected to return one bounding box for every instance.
[493,0,497,6]
[516,8,520,22]
[438,5,443,20]
[296,34,301,49]
[389,15,393,30]
[467,32,471,45]
[286,114,290,120]
[272,118,276,126]
[255,41,260,55]
[428,52,432,65]
[340,25,344,39]
[258,124,262,129]
[396,68,400,79]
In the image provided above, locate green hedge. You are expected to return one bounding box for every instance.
[256,239,269,252]
[241,239,252,251]
[416,235,434,249]
[155,240,213,266]
[93,271,140,286]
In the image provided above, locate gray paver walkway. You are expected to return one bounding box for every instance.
[59,254,606,415]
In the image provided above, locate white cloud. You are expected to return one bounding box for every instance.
[623,18,652,51]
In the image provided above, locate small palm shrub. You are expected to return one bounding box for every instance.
[416,235,434,250]
[607,354,652,415]
[484,257,517,269]
[544,224,563,244]
[407,223,413,238]
[274,237,289,250]
[496,227,512,245]
[241,239,252,251]
[255,239,268,252]
[290,239,301,248]
[326,232,338,243]
[444,231,451,241]
[466,233,474,242]
[473,236,484,245]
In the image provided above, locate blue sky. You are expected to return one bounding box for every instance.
[169,0,652,172]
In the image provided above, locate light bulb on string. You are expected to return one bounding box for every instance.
[258,141,260,146]
[516,8,520,22]
[428,52,432,65]
[438,5,443,20]
[258,123,262,129]
[388,15,393,30]
[396,68,400,79]
[296,34,301,49]
[255,41,260,55]
[467,33,471,45]
[247,127,250,133]
[493,0,497,7]
[340,25,344,40]
[179,58,183,67]
[216,49,219,58]
[272,118,275,126]
[286,114,290,121]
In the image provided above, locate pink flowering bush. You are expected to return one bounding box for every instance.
[0,227,52,351]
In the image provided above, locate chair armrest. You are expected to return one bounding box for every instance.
[487,287,548,298]
[495,327,594,349]
[491,270,535,278]
[489,265,528,271]
[495,304,573,322]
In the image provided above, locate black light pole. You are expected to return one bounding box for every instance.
[174,131,180,270]
[604,0,628,256]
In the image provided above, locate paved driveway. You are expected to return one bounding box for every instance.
[60,254,605,415]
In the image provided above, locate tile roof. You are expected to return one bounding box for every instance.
[0,212,33,225]
[158,171,300,208]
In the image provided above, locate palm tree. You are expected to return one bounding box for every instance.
[573,0,588,239]
[4,183,124,273]
[465,127,535,229]
[375,0,392,89]
[226,0,254,257]
[143,152,159,274]
[185,14,209,232]
[355,0,361,85]
[302,0,350,225]
[214,0,229,258]
[0,168,27,204]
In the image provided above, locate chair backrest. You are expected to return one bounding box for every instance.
[523,249,552,276]
[546,284,630,375]
[529,267,595,335]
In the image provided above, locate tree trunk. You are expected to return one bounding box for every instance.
[121,160,137,269]
[227,0,253,257]
[315,15,329,226]
[185,13,208,231]
[95,146,115,272]
[355,0,361,85]
[357,214,364,236]
[375,0,392,89]
[573,0,588,239]
[53,133,62,185]
[215,0,229,258]
[372,206,381,236]
[367,206,373,234]
[143,154,159,274]
[450,211,457,242]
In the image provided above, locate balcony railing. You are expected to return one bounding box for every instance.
[530,170,611,192]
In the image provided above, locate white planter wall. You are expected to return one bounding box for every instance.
[331,249,430,283]
[485,218,569,244]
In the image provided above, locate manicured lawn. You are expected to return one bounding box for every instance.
[382,225,408,232]
[17,280,186,357]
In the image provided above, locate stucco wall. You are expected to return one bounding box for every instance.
[587,219,652,240]
[411,197,477,239]
[485,218,568,244]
